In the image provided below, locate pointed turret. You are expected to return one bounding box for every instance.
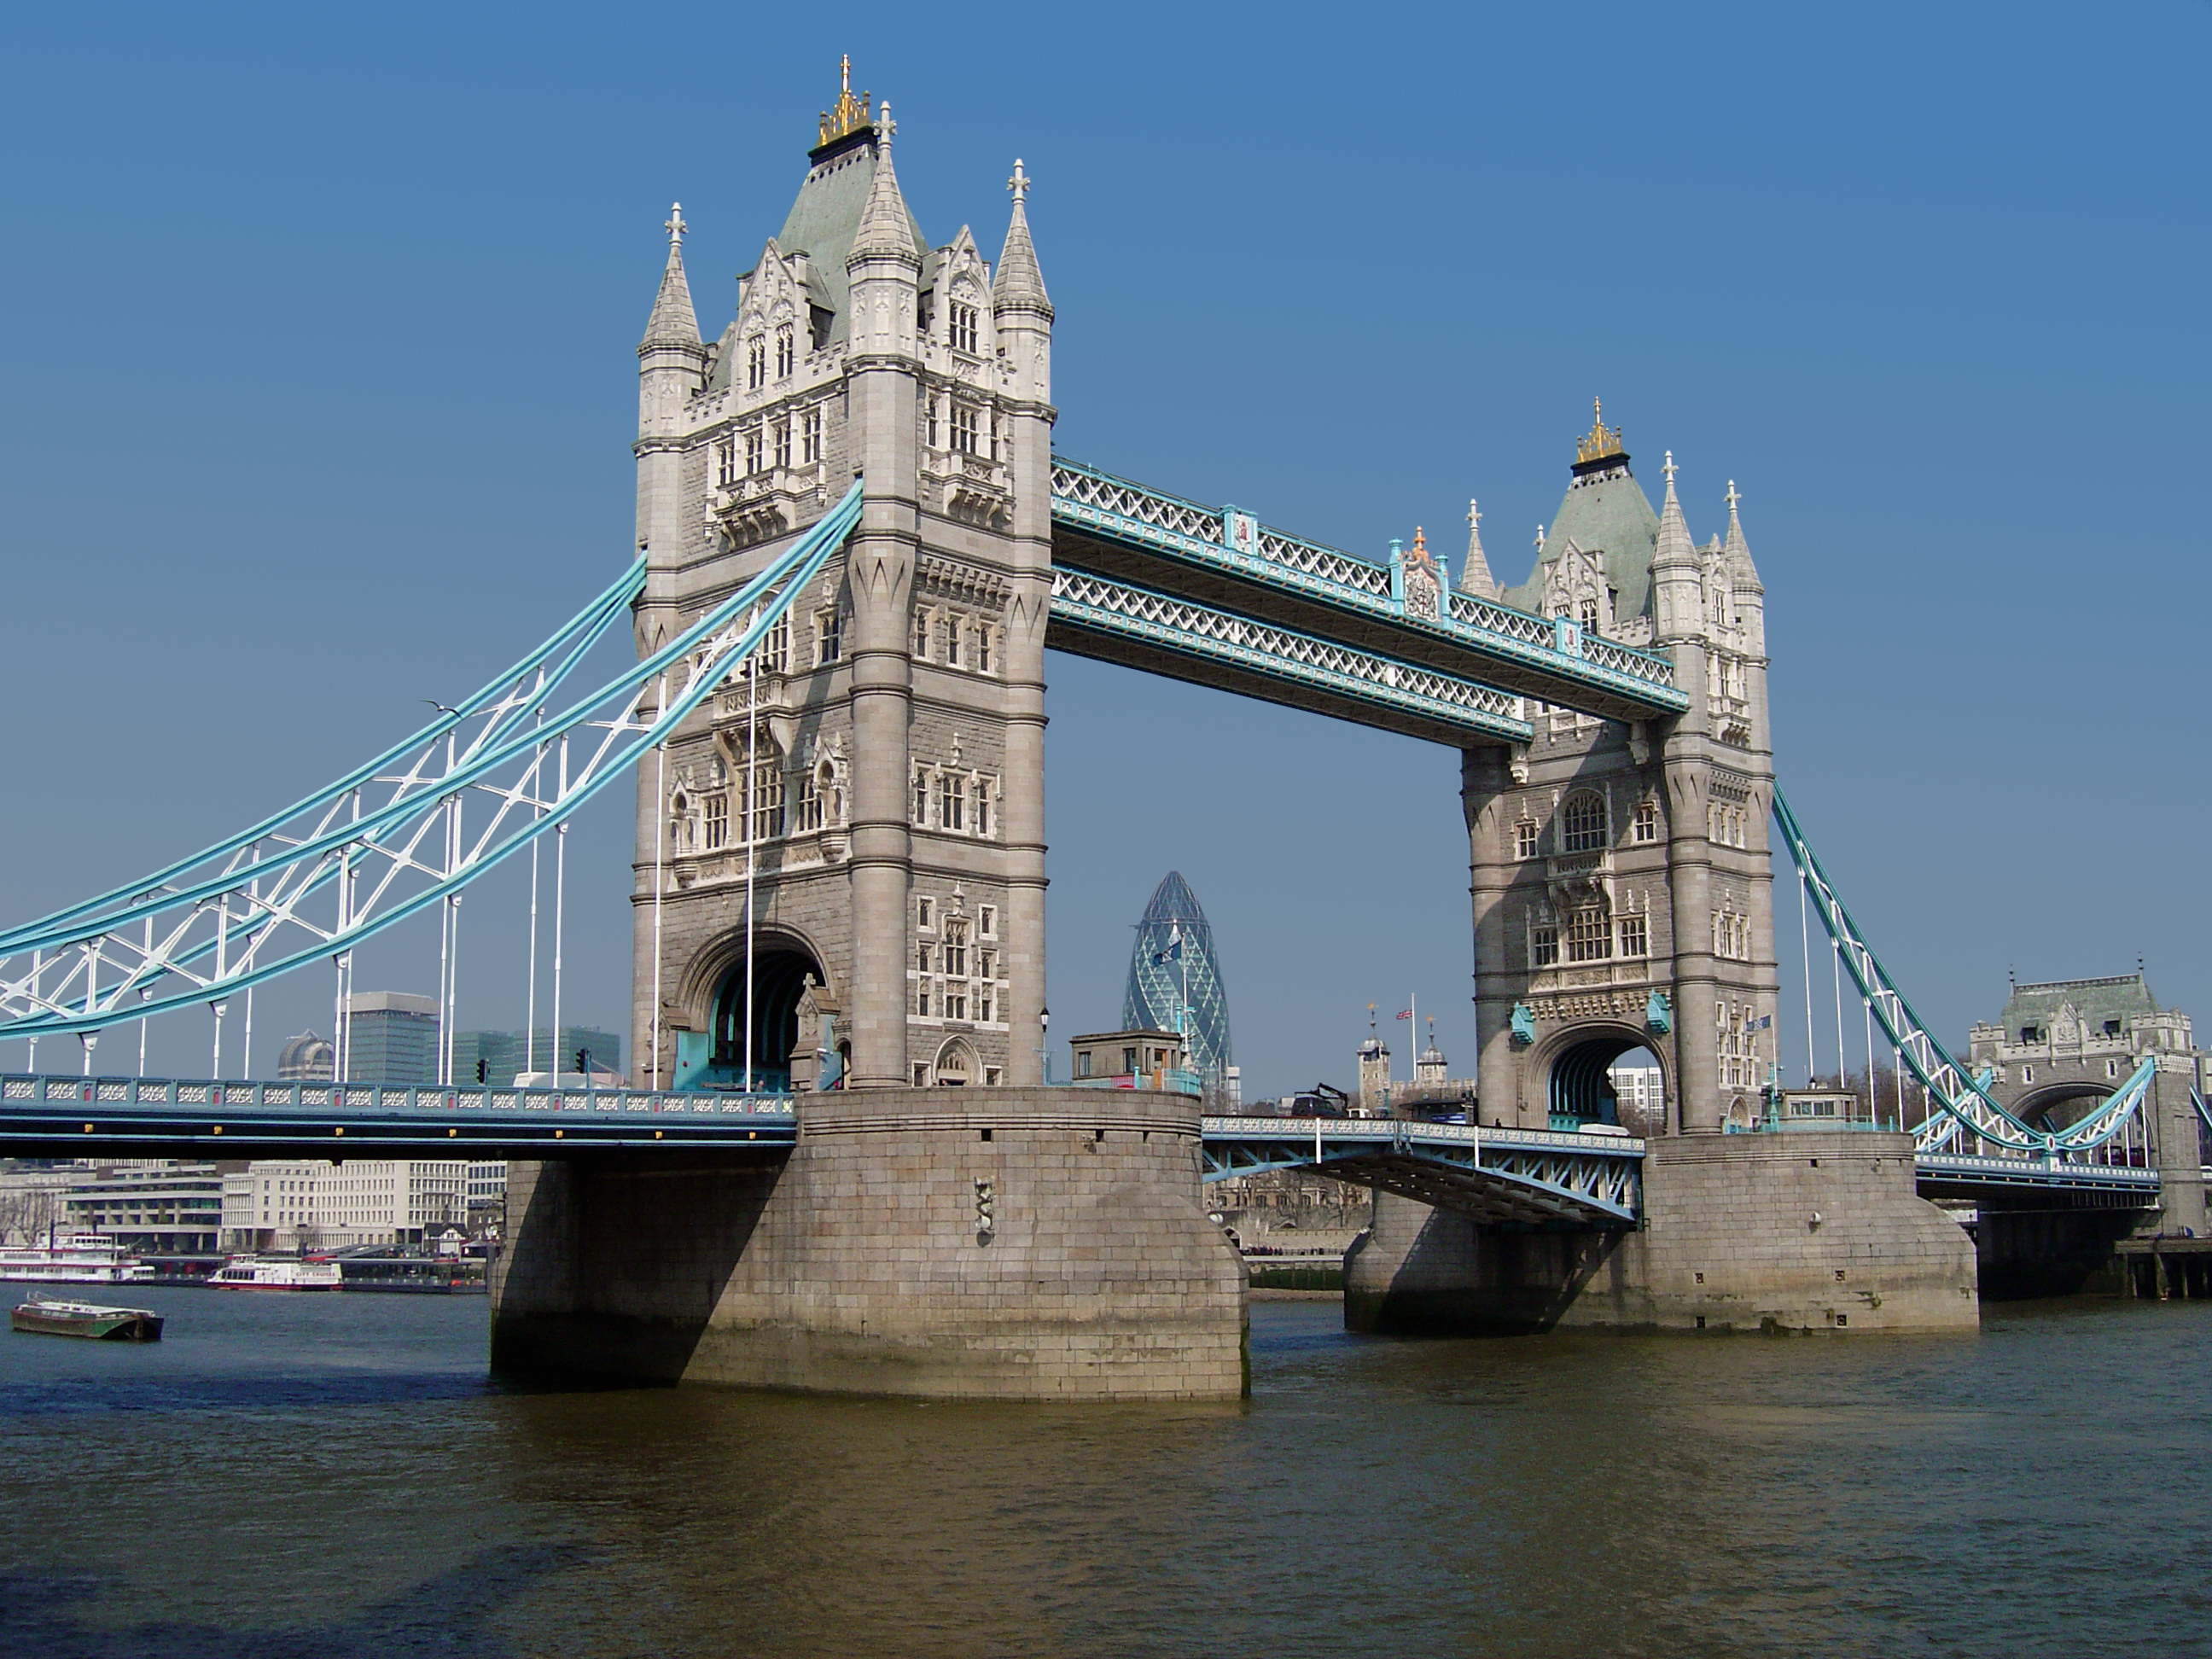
[847,102,921,269]
[640,202,702,350]
[1458,498,1498,598]
[992,159,1054,407]
[1654,451,1696,565]
[1723,480,1755,570]
[636,203,710,562]
[1723,480,1765,652]
[1650,451,1704,643]
[843,101,922,368]
[992,159,1051,312]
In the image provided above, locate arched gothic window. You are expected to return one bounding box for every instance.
[1560,790,1610,853]
[775,325,795,378]
[746,335,767,391]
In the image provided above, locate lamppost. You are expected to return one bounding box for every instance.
[1037,1005,1051,1086]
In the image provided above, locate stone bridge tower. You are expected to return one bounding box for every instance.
[1462,405,1775,1135]
[628,68,1052,1092]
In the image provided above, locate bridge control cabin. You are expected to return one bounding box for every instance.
[1774,1088,1875,1127]
[1067,1027,1193,1091]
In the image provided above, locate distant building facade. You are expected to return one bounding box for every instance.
[452,1027,626,1088]
[63,1163,225,1253]
[345,992,439,1088]
[1609,1063,1666,1136]
[276,1032,335,1082]
[220,1159,486,1251]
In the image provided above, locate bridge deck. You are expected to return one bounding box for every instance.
[1202,1116,1644,1228]
[0,1075,795,1157]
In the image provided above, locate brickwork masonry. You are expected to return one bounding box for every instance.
[1345,1130,1977,1334]
[490,1087,1248,1400]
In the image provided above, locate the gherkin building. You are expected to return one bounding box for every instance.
[1122,871,1231,1081]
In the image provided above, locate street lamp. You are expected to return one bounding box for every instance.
[1038,1005,1051,1086]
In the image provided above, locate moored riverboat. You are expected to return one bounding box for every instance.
[10,1295,165,1341]
[208,1256,344,1291]
[0,1233,155,1285]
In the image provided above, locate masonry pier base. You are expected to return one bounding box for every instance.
[489,1087,1247,1400]
[1344,1131,1978,1334]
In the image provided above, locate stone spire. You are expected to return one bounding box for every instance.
[1723,479,1763,650]
[1653,451,1697,568]
[1650,451,1703,643]
[639,202,701,349]
[1458,498,1497,597]
[992,159,1051,312]
[1723,480,1752,566]
[847,101,920,268]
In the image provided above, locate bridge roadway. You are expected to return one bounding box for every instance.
[0,1078,2172,1220]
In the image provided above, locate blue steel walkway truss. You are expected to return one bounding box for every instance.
[1202,1117,1643,1228]
[1050,457,1687,725]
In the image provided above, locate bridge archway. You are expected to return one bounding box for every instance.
[930,1036,979,1087]
[2016,1081,2116,1137]
[1539,1027,1664,1132]
[708,938,824,1093]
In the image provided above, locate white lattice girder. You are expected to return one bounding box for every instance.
[1050,568,1532,744]
[0,485,863,1039]
[1773,788,2156,1164]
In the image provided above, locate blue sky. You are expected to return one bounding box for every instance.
[1,3,2204,1098]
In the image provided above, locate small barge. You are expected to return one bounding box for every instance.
[11,1295,165,1342]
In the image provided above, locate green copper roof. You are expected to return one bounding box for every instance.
[1503,463,1662,620]
[1996,975,2162,1036]
[767,132,929,344]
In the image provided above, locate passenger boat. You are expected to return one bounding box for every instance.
[208,1256,344,1291]
[0,1232,155,1285]
[10,1295,165,1341]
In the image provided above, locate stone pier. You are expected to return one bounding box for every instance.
[490,1086,1247,1400]
[1345,1130,1978,1334]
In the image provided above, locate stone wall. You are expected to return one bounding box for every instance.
[1346,1130,1977,1334]
[491,1086,1247,1400]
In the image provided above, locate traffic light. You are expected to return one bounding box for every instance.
[574,1046,591,1077]
[474,1057,489,1085]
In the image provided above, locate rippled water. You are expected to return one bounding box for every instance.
[1,1288,2206,1656]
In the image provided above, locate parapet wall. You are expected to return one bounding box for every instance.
[491,1086,1248,1400]
[1347,1129,1978,1334]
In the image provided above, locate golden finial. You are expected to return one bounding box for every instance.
[1575,396,1625,466]
[817,55,873,148]
[1412,527,1427,556]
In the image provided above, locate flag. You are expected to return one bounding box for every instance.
[1395,1009,1413,1020]
[1743,1013,1772,1030]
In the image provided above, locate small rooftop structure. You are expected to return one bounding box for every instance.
[1068,1027,1189,1090]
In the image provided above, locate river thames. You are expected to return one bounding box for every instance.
[2,1289,2205,1657]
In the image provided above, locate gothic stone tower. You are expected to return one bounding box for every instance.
[1460,405,1775,1134]
[629,73,1053,1092]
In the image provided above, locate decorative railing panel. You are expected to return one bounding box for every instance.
[1051,570,1531,742]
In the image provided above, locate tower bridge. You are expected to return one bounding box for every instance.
[0,66,2199,1397]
